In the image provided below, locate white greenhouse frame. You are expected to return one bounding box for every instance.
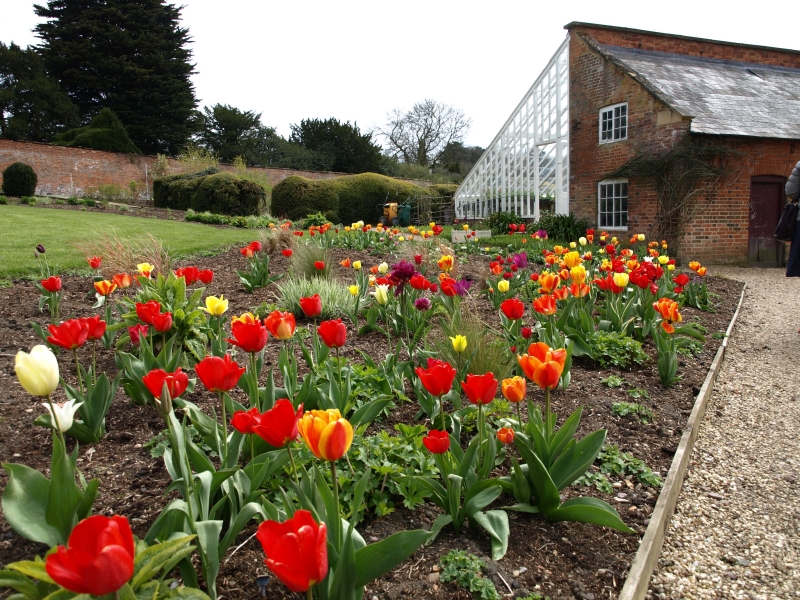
[454,36,570,221]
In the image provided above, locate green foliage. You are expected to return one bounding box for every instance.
[711,331,727,340]
[52,107,139,153]
[276,276,353,319]
[154,169,265,216]
[271,172,427,224]
[676,338,703,357]
[0,195,7,204]
[439,550,499,600]
[595,445,662,488]
[601,375,625,388]
[435,312,515,379]
[482,211,525,236]
[301,211,331,228]
[2,162,37,197]
[588,331,648,368]
[290,243,331,280]
[196,104,274,165]
[534,213,590,242]
[627,388,649,400]
[290,117,384,174]
[612,402,653,423]
[184,209,275,228]
[427,183,459,197]
[35,0,197,154]
[0,41,80,142]
[19,195,37,205]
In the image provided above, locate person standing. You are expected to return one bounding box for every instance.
[786,160,800,279]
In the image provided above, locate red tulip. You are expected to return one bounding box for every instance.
[415,358,456,397]
[198,269,214,284]
[142,368,189,400]
[410,272,431,291]
[41,276,61,293]
[174,266,200,284]
[265,310,296,340]
[135,301,162,325]
[314,261,325,271]
[461,372,498,405]
[128,324,148,346]
[150,311,173,333]
[497,427,515,445]
[422,430,450,454]
[256,510,328,593]
[45,515,134,596]
[249,241,262,253]
[112,273,132,289]
[532,295,557,316]
[282,249,293,258]
[500,298,525,320]
[240,246,255,259]
[317,319,346,348]
[82,315,106,341]
[231,407,263,435]
[252,399,303,448]
[521,326,532,339]
[227,318,269,353]
[87,256,102,269]
[195,354,246,393]
[47,319,89,350]
[299,294,322,318]
[414,254,423,265]
[673,273,690,287]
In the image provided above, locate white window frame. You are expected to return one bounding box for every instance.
[598,179,629,230]
[599,102,628,144]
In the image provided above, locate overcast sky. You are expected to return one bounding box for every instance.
[3,0,798,149]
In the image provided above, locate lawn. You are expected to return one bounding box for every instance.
[0,205,261,278]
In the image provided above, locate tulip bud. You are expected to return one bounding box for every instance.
[372,284,390,305]
[378,262,389,274]
[497,280,510,293]
[348,285,359,296]
[450,334,468,353]
[15,345,60,397]
[42,399,83,432]
[352,260,362,270]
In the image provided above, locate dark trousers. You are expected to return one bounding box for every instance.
[787,221,800,276]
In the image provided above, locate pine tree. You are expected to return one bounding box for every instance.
[290,118,383,174]
[34,0,197,154]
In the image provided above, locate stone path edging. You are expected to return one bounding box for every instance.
[618,283,747,600]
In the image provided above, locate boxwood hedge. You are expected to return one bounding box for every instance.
[153,168,265,216]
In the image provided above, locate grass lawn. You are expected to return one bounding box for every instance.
[0,205,261,279]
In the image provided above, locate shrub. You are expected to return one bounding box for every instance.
[52,108,139,154]
[427,183,459,198]
[20,196,37,205]
[482,211,525,236]
[153,168,264,216]
[2,162,38,197]
[0,195,7,204]
[535,212,590,241]
[301,212,331,229]
[271,172,427,225]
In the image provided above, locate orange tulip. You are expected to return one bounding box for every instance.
[112,273,132,289]
[697,267,707,276]
[497,427,515,445]
[340,258,351,268]
[501,376,526,402]
[551,286,569,301]
[517,342,566,389]
[653,298,682,334]
[93,280,117,296]
[688,261,701,272]
[568,283,591,298]
[562,251,583,269]
[265,310,296,340]
[298,409,353,461]
[538,272,560,294]
[532,294,556,316]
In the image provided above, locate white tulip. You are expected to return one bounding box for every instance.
[15,345,60,397]
[42,399,83,433]
[372,284,390,305]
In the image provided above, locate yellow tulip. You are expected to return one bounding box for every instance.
[352,261,362,270]
[204,295,229,316]
[373,284,390,305]
[137,262,155,275]
[637,233,645,241]
[450,335,468,353]
[667,264,675,271]
[579,236,587,246]
[497,280,510,293]
[657,255,669,265]
[569,241,577,249]
[570,265,587,286]
[613,272,630,288]
[563,251,583,269]
[348,285,359,296]
[15,345,60,397]
[378,262,389,274]
[462,224,469,230]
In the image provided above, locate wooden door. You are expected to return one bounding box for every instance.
[748,176,785,266]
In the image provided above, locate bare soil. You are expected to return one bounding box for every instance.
[0,243,742,600]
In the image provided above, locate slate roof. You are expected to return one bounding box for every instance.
[592,41,800,139]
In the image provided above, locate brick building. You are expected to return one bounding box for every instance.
[455,23,800,265]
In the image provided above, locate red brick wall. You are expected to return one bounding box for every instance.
[0,139,353,200]
[567,26,800,264]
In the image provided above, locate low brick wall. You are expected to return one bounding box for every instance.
[0,139,351,200]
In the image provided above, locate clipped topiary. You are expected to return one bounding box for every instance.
[2,162,38,197]
[52,108,140,154]
[153,167,220,210]
[153,168,264,216]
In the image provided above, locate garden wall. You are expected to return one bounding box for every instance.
[566,23,800,265]
[0,139,351,200]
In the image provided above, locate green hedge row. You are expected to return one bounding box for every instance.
[271,172,429,224]
[184,209,276,229]
[153,168,266,216]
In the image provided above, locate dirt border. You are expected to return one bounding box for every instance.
[618,283,747,600]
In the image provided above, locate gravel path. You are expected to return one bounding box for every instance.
[649,267,800,599]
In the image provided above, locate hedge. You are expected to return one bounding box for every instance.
[153,168,265,216]
[271,172,428,224]
[2,162,38,197]
[52,108,140,154]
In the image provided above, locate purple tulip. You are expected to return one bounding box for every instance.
[511,252,528,270]
[414,297,432,311]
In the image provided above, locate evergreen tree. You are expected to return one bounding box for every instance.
[290,117,383,174]
[196,104,274,165]
[34,0,197,154]
[0,41,79,141]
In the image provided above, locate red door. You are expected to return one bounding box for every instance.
[748,176,785,266]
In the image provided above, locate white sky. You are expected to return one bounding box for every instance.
[3,0,798,148]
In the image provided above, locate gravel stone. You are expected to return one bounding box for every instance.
[649,268,800,599]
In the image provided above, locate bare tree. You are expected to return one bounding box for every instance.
[380,99,471,167]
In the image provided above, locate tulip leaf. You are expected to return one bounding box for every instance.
[463,480,503,517]
[132,536,196,591]
[1,463,61,547]
[446,474,462,531]
[549,429,606,491]
[546,497,636,533]
[75,478,100,521]
[350,398,392,429]
[42,589,87,599]
[456,437,480,480]
[472,509,510,560]
[550,407,583,461]
[0,569,42,597]
[502,503,541,513]
[46,438,83,545]
[353,529,429,588]
[145,499,191,545]
[219,502,266,557]
[514,440,560,516]
[195,521,223,600]
[168,588,213,599]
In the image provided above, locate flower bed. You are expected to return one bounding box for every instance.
[0,227,742,599]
